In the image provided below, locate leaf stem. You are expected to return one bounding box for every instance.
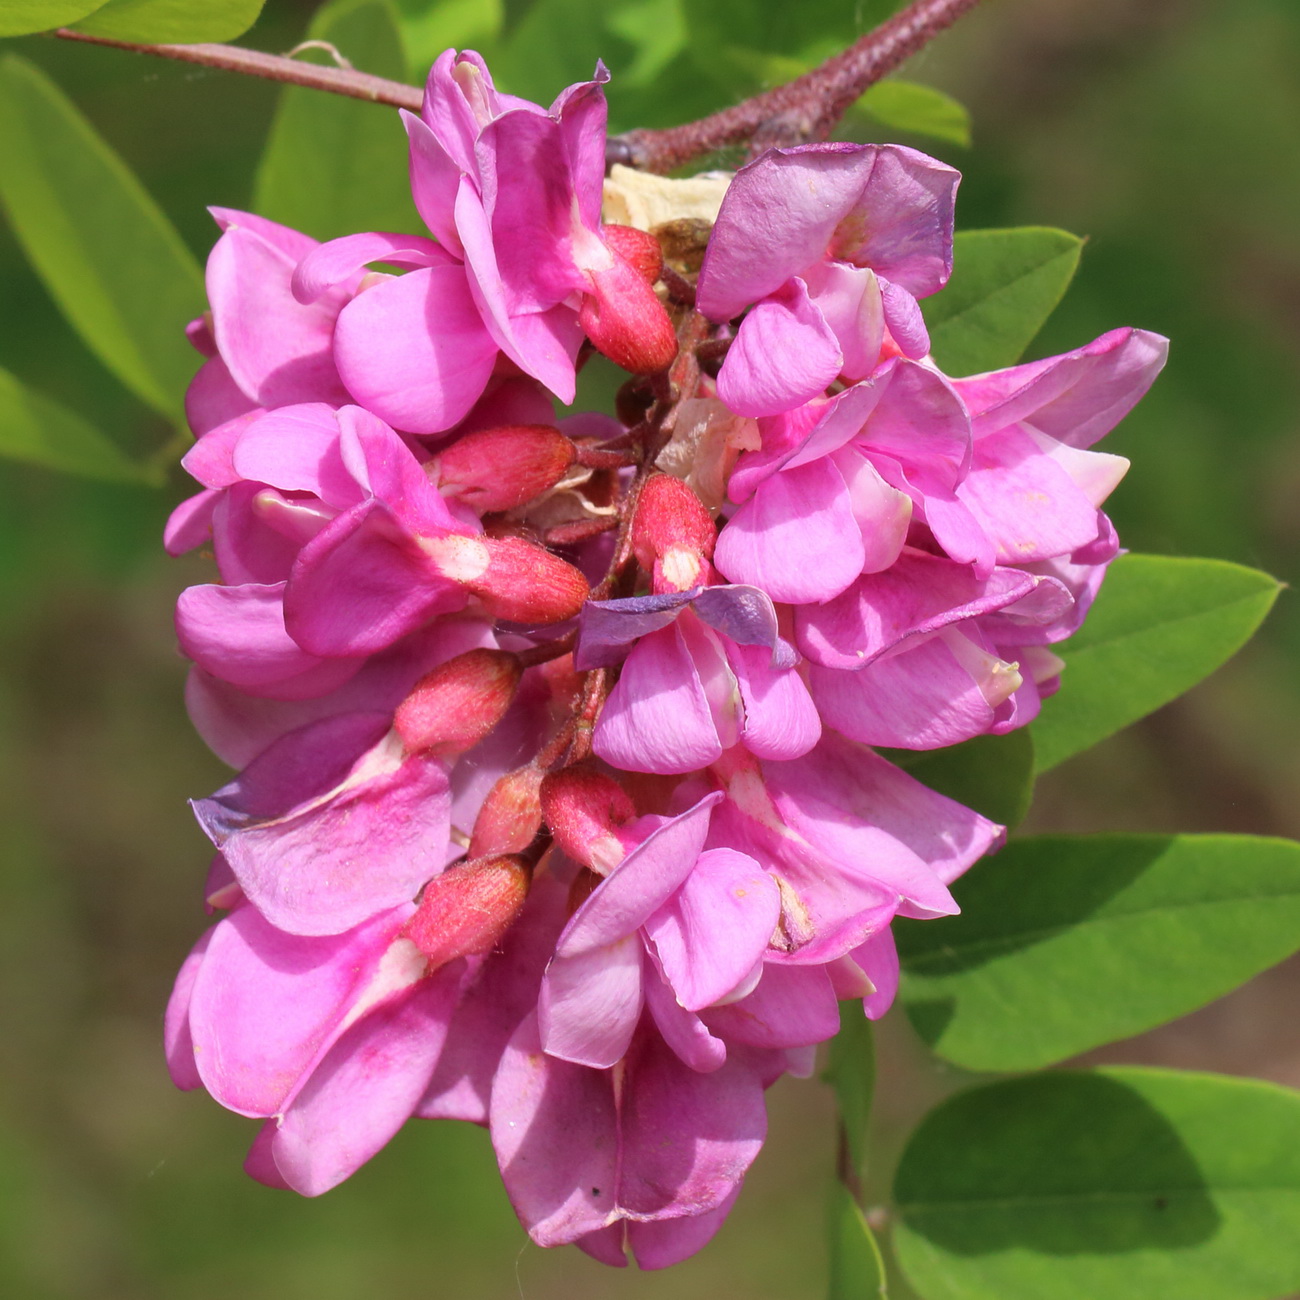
[51,27,423,111]
[609,0,983,173]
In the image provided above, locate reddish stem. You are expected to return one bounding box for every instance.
[52,27,424,111]
[609,0,983,173]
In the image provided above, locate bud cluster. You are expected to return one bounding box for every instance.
[165,47,1167,1268]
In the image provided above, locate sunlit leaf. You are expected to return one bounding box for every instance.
[829,1186,888,1300]
[895,1068,1300,1300]
[857,80,971,147]
[0,55,202,418]
[1033,554,1281,772]
[898,833,1300,1071]
[923,227,1083,376]
[255,0,421,241]
[395,0,503,75]
[69,0,266,43]
[0,2,108,38]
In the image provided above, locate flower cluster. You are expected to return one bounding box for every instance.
[164,50,1167,1267]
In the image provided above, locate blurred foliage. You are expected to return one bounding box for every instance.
[0,0,1297,1296]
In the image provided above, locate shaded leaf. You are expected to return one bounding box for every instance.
[857,80,971,147]
[829,1185,888,1300]
[0,2,108,38]
[923,227,1082,376]
[1033,553,1281,772]
[0,366,154,484]
[70,0,266,42]
[255,0,421,241]
[0,55,203,418]
[895,1068,1300,1300]
[897,833,1300,1071]
[827,1005,875,1183]
[882,729,1034,829]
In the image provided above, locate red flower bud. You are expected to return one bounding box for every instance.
[402,855,531,971]
[465,536,590,625]
[632,473,716,590]
[394,649,521,756]
[601,224,664,285]
[540,767,636,873]
[581,257,678,376]
[435,425,576,513]
[469,764,545,857]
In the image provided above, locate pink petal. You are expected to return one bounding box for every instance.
[185,355,258,437]
[402,111,465,254]
[803,261,885,382]
[644,847,780,1011]
[642,967,727,1073]
[164,489,218,556]
[539,935,645,1068]
[628,1188,742,1269]
[714,458,865,604]
[292,230,451,304]
[703,963,840,1048]
[228,403,359,507]
[854,927,900,1020]
[715,279,843,417]
[164,926,213,1091]
[333,264,500,435]
[727,641,822,761]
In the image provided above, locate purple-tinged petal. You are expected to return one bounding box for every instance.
[193,713,452,935]
[187,904,408,1116]
[617,1032,768,1217]
[795,551,1041,669]
[697,145,886,320]
[175,582,362,699]
[879,277,929,358]
[539,935,645,1069]
[284,501,469,658]
[592,626,723,775]
[292,231,452,304]
[705,961,840,1049]
[576,1224,628,1268]
[333,265,500,435]
[207,226,351,408]
[644,847,780,1011]
[716,279,843,418]
[714,458,865,604]
[492,1012,620,1246]
[642,967,727,1073]
[558,793,721,955]
[727,641,822,760]
[164,926,213,1091]
[575,590,697,670]
[268,966,463,1196]
[826,144,959,297]
[692,584,794,669]
[627,1188,743,1270]
[958,327,1169,448]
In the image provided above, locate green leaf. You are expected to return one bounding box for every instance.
[830,1186,888,1300]
[857,80,971,147]
[0,2,108,38]
[0,366,154,484]
[897,833,1300,1071]
[255,0,422,241]
[894,1068,1300,1300]
[396,0,503,76]
[828,1006,875,1183]
[1032,554,1282,772]
[604,0,687,88]
[923,227,1083,376]
[0,55,203,418]
[882,729,1035,829]
[70,0,266,42]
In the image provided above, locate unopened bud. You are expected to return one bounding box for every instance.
[601,224,664,285]
[633,473,716,591]
[466,536,590,625]
[540,767,635,874]
[469,764,545,857]
[435,425,576,513]
[394,649,521,756]
[581,257,678,376]
[402,855,531,970]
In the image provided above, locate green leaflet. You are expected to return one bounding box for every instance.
[882,729,1035,829]
[1032,553,1281,773]
[0,366,154,484]
[395,0,503,76]
[255,0,422,241]
[897,833,1300,1071]
[856,80,971,148]
[69,0,266,43]
[829,1187,888,1300]
[895,1069,1300,1300]
[923,227,1083,376]
[0,2,108,38]
[0,55,203,419]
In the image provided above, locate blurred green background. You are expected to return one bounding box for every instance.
[0,0,1298,1295]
